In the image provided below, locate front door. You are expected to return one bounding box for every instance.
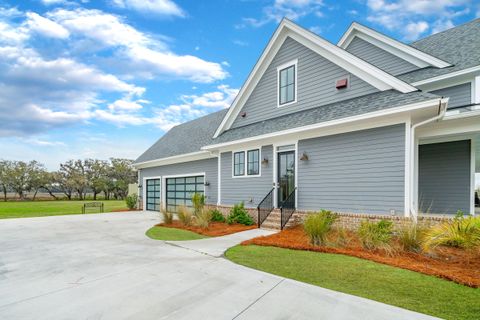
[277,151,295,206]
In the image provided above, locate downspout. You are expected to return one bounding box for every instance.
[409,97,449,222]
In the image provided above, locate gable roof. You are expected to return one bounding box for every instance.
[338,22,451,69]
[213,19,417,138]
[134,109,227,165]
[399,18,480,84]
[205,90,440,148]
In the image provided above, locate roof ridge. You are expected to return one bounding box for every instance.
[412,18,480,45]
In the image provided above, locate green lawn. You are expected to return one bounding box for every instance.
[146,226,209,241]
[226,245,480,320]
[0,200,128,219]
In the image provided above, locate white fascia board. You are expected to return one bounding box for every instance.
[213,19,417,138]
[133,151,216,169]
[203,98,442,151]
[412,65,480,87]
[338,22,451,68]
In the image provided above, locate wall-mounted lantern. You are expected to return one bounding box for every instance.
[300,152,309,161]
[204,181,210,186]
[261,157,269,165]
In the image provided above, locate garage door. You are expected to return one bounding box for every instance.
[146,178,161,211]
[166,176,204,212]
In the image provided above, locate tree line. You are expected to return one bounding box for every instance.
[0,158,137,201]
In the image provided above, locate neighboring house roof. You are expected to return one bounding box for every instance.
[337,22,451,69]
[134,109,227,164]
[213,18,417,138]
[399,18,480,84]
[207,90,440,146]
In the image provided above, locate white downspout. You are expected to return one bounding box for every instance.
[409,98,449,221]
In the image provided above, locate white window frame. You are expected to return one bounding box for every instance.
[277,59,298,108]
[231,148,262,178]
[272,141,298,208]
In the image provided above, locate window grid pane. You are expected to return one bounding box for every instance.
[279,65,295,105]
[247,149,259,175]
[234,151,245,176]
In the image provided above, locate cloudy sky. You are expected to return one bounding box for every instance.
[0,0,478,170]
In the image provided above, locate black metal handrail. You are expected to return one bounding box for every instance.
[280,187,296,230]
[257,188,274,227]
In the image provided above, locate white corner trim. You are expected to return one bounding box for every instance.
[470,137,476,215]
[411,65,480,87]
[338,22,451,68]
[474,75,480,104]
[133,151,215,169]
[404,119,411,217]
[277,59,298,108]
[204,98,442,150]
[213,19,417,138]
[217,155,221,205]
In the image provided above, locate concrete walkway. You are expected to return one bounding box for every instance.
[0,212,439,320]
[167,228,276,257]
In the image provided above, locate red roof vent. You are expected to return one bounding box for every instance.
[336,78,348,89]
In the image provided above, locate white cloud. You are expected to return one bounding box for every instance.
[26,12,70,39]
[366,0,471,40]
[237,0,325,28]
[111,0,185,17]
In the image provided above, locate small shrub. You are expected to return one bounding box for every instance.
[358,219,394,253]
[192,193,205,216]
[195,209,213,229]
[422,216,480,251]
[125,193,138,210]
[397,223,424,253]
[210,209,226,222]
[161,208,173,224]
[177,205,194,226]
[227,202,254,226]
[333,225,352,247]
[303,210,337,246]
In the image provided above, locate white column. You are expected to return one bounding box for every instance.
[404,120,411,217]
[471,138,476,215]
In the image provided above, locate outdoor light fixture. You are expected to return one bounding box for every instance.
[261,157,269,165]
[300,152,309,161]
[204,181,210,186]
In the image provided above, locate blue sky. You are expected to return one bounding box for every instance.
[0,0,478,170]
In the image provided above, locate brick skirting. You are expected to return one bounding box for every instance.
[206,204,452,230]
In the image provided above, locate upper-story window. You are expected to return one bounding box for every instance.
[277,59,297,107]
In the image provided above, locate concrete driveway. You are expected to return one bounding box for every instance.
[0,212,438,320]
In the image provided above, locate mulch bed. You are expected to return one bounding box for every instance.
[156,221,256,237]
[242,226,480,288]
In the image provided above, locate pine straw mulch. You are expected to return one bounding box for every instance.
[241,226,480,288]
[156,221,256,237]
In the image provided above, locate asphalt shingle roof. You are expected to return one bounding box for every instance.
[134,109,227,164]
[398,18,480,83]
[211,90,439,145]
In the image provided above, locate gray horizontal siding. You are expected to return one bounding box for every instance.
[139,158,218,205]
[297,124,406,214]
[418,140,471,214]
[220,145,273,208]
[345,37,419,76]
[231,37,378,128]
[430,83,472,108]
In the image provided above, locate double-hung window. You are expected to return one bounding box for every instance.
[278,61,296,106]
[233,151,245,176]
[233,149,260,177]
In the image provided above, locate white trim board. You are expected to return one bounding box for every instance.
[134,151,216,169]
[338,22,451,69]
[213,19,417,138]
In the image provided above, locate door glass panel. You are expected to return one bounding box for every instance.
[146,178,160,211]
[277,151,295,205]
[166,176,205,213]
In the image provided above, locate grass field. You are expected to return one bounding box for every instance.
[146,226,209,241]
[0,200,128,219]
[226,245,480,320]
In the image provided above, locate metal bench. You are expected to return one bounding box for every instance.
[82,202,104,214]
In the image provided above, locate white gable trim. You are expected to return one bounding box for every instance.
[338,22,451,69]
[213,19,417,138]
[133,151,216,169]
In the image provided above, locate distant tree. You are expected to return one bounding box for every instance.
[85,159,109,200]
[7,160,44,199]
[59,160,89,200]
[27,162,48,200]
[109,158,137,200]
[0,160,11,201]
[40,171,60,200]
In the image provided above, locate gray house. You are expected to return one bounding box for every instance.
[134,19,480,227]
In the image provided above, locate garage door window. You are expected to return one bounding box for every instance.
[166,176,204,213]
[146,179,161,211]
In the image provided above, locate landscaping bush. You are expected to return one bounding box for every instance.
[195,209,213,229]
[177,205,194,226]
[161,208,173,224]
[397,223,424,253]
[125,193,138,210]
[422,216,480,251]
[303,210,337,246]
[333,225,352,247]
[191,193,205,216]
[227,202,254,226]
[358,219,394,254]
[210,209,226,222]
